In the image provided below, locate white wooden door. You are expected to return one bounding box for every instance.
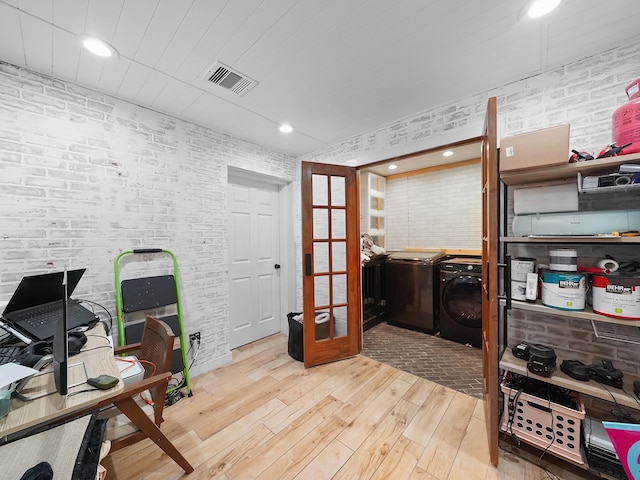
[228,177,281,349]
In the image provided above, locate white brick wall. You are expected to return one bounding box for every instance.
[0,62,296,374]
[385,163,481,250]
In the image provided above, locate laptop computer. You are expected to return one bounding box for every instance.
[1,269,98,341]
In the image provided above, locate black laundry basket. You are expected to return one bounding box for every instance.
[287,311,332,361]
[287,312,304,361]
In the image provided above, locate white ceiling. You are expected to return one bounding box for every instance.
[362,141,482,177]
[1,0,639,157]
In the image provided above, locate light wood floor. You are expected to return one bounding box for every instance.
[105,334,591,480]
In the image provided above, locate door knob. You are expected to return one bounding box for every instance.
[274,264,281,269]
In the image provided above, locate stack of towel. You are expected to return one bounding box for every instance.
[361,234,386,264]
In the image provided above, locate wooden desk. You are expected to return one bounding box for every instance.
[0,324,193,473]
[0,324,122,438]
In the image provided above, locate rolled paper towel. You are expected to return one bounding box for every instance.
[597,258,620,273]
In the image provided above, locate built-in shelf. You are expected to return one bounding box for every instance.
[500,350,640,411]
[500,152,640,186]
[501,236,640,244]
[501,299,640,327]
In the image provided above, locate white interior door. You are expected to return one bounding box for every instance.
[228,176,281,349]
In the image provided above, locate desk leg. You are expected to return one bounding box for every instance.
[114,396,194,474]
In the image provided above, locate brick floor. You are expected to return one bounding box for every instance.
[361,322,483,399]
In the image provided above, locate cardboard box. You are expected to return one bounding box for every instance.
[500,124,570,172]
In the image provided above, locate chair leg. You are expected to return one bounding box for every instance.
[113,396,194,473]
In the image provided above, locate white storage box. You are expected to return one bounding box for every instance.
[115,355,145,385]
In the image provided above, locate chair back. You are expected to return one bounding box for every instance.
[138,316,175,380]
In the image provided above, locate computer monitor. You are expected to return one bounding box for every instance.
[53,269,68,396]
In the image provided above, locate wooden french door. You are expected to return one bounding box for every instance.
[481,96,499,465]
[300,161,361,368]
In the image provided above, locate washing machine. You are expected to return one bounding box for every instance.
[439,257,482,348]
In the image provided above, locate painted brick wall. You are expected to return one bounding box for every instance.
[0,62,296,375]
[385,162,481,251]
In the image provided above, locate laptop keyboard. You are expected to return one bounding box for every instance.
[0,345,23,365]
[13,304,61,327]
[12,303,89,328]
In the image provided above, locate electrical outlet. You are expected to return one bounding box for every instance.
[189,332,201,344]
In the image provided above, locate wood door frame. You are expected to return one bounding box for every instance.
[227,166,296,339]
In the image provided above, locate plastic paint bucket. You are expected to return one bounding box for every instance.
[541,271,586,311]
[549,249,578,272]
[592,274,640,320]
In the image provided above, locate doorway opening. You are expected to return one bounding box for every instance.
[357,138,484,398]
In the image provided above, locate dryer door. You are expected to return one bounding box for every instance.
[441,275,483,328]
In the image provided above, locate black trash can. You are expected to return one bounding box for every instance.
[287,312,303,361]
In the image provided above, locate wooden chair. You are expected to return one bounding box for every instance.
[94,315,193,473]
[110,315,175,447]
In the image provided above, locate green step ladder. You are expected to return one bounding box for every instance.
[114,248,193,397]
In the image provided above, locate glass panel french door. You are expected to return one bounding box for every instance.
[301,162,361,367]
[481,97,500,466]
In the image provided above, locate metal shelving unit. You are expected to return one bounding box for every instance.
[497,153,640,478]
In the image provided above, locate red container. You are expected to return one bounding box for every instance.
[612,78,640,155]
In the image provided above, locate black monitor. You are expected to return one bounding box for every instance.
[53,269,68,396]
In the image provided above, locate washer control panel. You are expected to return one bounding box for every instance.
[440,257,482,274]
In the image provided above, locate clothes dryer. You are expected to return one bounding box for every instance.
[385,251,445,334]
[439,257,482,348]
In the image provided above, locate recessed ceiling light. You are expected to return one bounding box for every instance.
[527,0,561,18]
[442,150,454,157]
[279,124,293,133]
[388,164,398,170]
[81,36,117,58]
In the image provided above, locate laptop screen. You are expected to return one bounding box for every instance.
[2,268,86,315]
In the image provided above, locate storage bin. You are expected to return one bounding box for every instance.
[286,312,331,362]
[500,376,586,464]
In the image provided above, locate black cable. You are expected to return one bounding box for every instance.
[600,383,639,423]
[67,387,100,397]
[78,344,113,354]
[622,386,640,408]
[537,390,561,480]
[506,387,523,442]
[76,299,113,334]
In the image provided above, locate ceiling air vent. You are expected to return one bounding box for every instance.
[203,62,257,96]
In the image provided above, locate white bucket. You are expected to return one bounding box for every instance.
[549,249,578,272]
[592,274,640,320]
[512,257,536,281]
[541,271,586,311]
